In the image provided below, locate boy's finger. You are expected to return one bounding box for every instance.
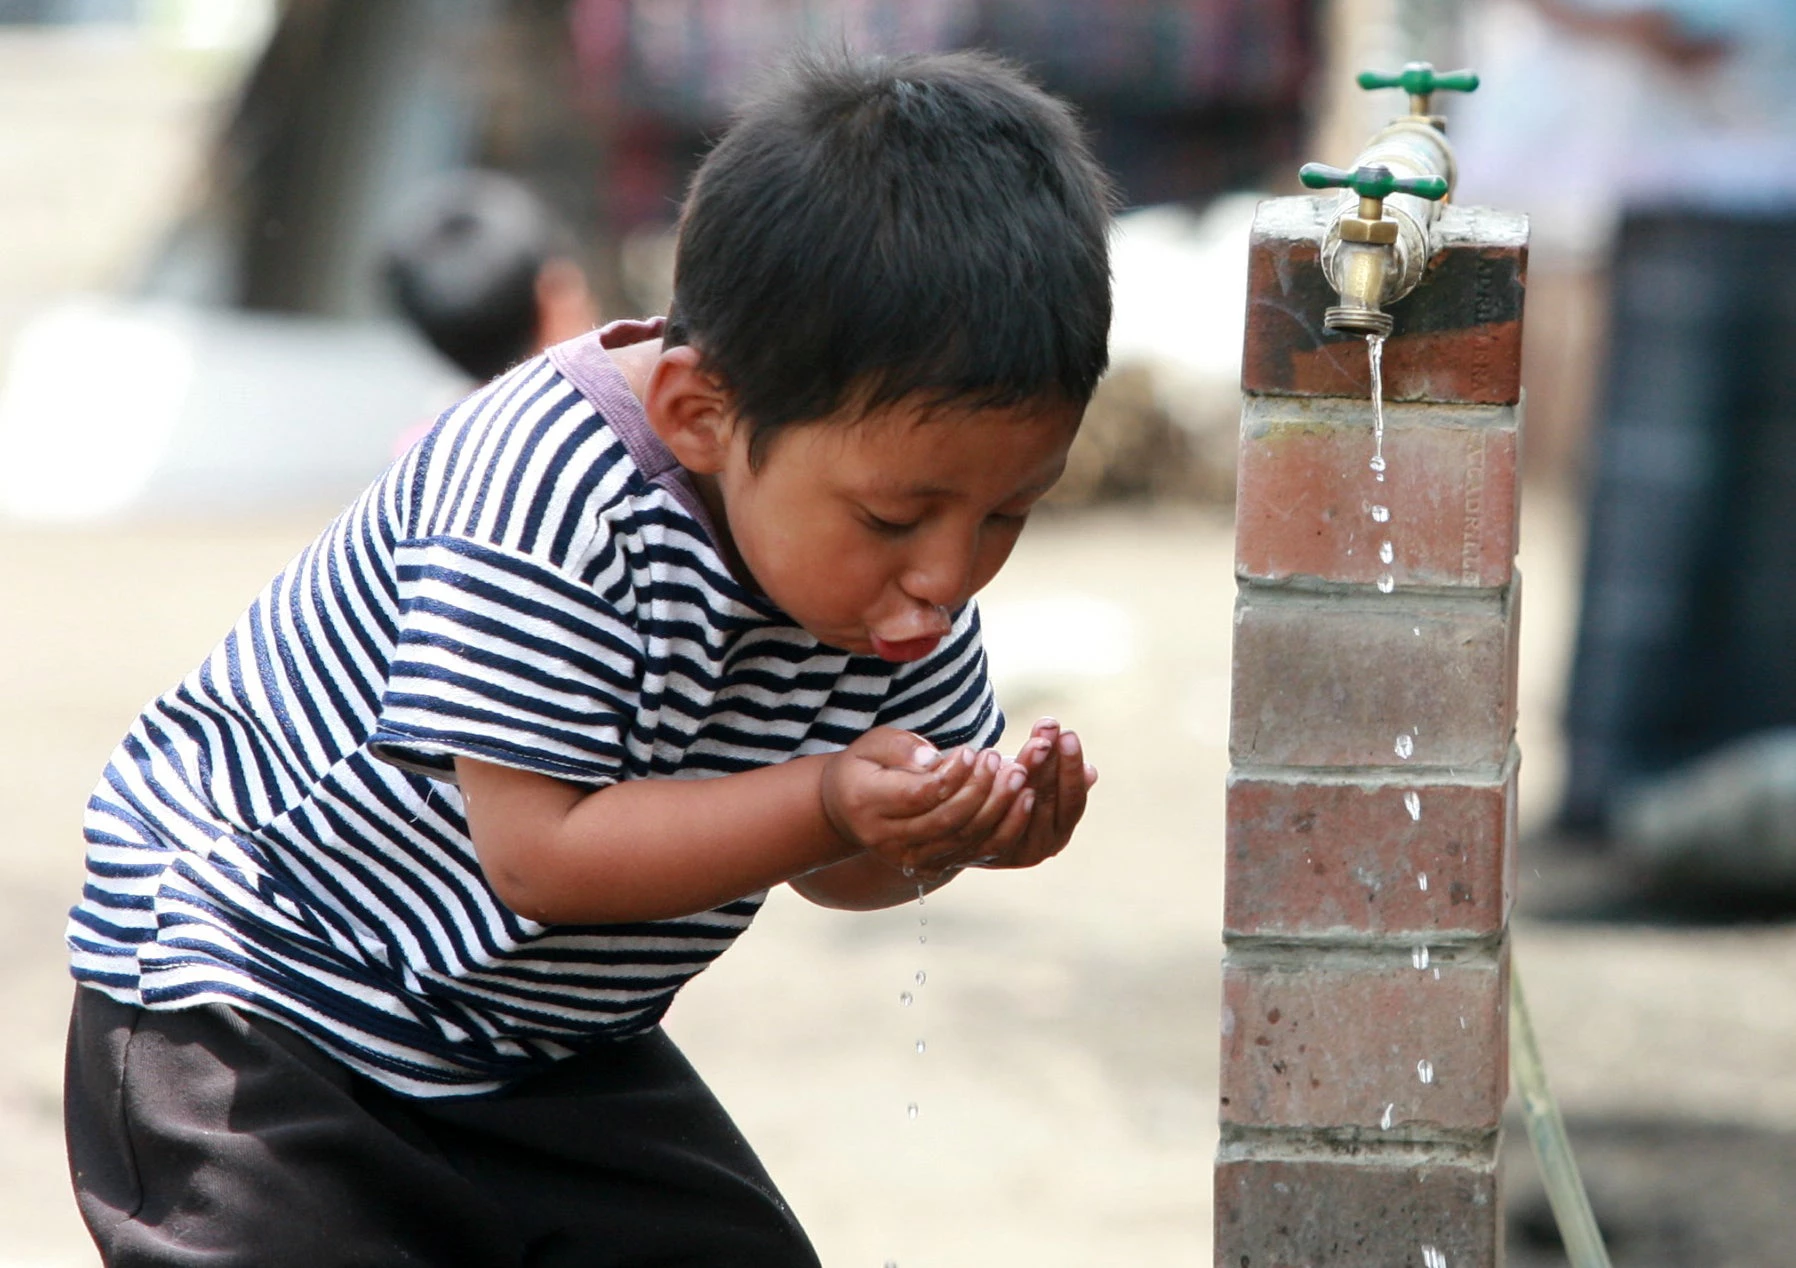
[905,749,1002,839]
[924,747,978,803]
[901,760,1026,870]
[1019,720,1060,775]
[1052,730,1089,837]
[874,749,970,818]
[956,759,1028,843]
[981,786,1036,866]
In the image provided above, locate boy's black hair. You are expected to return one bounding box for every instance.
[381,171,568,381]
[667,49,1116,460]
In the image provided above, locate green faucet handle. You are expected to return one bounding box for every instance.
[1299,162,1449,204]
[1356,62,1480,99]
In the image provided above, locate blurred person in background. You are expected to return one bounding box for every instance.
[382,170,600,451]
[1513,0,1796,907]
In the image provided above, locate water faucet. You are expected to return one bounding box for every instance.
[1299,163,1449,337]
[1303,62,1478,338]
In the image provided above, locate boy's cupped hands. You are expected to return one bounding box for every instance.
[820,718,1097,883]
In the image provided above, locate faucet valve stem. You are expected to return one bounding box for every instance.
[1297,163,1450,338]
[1356,61,1480,124]
[1299,162,1447,242]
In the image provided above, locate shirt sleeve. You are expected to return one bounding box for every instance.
[873,600,1006,751]
[368,535,643,786]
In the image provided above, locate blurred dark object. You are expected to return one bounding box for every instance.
[150,0,1316,320]
[1047,364,1220,508]
[590,0,1318,222]
[1561,211,1796,839]
[1535,3,1796,911]
[1504,1115,1796,1268]
[381,170,597,381]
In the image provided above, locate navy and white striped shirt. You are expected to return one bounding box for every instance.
[67,321,1003,1098]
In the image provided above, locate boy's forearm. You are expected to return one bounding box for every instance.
[458,754,859,925]
[788,851,951,911]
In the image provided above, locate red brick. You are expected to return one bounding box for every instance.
[1230,589,1519,769]
[1235,398,1519,590]
[1240,196,1527,406]
[1216,1154,1500,1267]
[1224,768,1516,939]
[1219,950,1509,1133]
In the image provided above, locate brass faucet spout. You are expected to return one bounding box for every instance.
[1324,241,1395,338]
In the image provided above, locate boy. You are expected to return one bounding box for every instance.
[64,50,1113,1266]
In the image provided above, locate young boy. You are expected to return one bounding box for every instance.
[64,49,1113,1266]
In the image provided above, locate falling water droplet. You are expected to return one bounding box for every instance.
[1370,504,1391,523]
[1380,1102,1394,1130]
[914,970,927,986]
[915,1038,927,1055]
[899,991,913,1007]
[1417,872,1429,892]
[1432,967,1441,980]
[1379,541,1395,565]
[901,864,915,879]
[1412,945,1430,970]
[1367,334,1387,480]
[1404,791,1421,820]
[1417,1059,1435,1085]
[1377,574,1396,594]
[918,934,927,945]
[1460,1016,1468,1030]
[1395,733,1414,760]
[1424,1244,1448,1268]
[906,1102,919,1120]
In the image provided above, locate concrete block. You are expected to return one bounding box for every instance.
[1224,766,1515,940]
[1240,196,1527,406]
[1215,1153,1500,1267]
[1229,588,1519,770]
[1219,948,1509,1134]
[1235,396,1520,591]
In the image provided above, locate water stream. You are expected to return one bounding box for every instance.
[1366,331,1441,1176]
[906,885,927,1120]
[1367,333,1387,481]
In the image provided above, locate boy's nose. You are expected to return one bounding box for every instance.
[900,536,977,611]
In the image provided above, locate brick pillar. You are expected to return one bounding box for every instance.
[1217,197,1527,1267]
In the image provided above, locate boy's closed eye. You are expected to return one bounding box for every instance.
[861,511,921,537]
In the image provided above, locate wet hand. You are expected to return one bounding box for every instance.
[820,727,1026,874]
[969,717,1097,871]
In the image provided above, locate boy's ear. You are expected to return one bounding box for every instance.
[644,345,736,474]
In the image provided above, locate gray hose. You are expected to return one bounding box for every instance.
[1510,962,1612,1268]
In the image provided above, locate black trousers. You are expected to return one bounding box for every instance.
[65,988,819,1267]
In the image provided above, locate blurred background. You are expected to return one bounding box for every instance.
[4,1,1796,1264]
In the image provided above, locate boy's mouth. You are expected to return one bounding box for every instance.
[869,633,943,663]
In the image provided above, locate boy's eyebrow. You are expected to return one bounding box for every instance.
[875,477,1058,501]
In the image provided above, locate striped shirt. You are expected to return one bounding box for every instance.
[67,320,1003,1098]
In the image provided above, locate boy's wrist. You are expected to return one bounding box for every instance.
[816,750,866,853]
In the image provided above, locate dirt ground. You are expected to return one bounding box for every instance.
[7,490,1796,1267]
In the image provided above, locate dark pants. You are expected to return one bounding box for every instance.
[64,988,819,1267]
[1562,209,1796,832]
